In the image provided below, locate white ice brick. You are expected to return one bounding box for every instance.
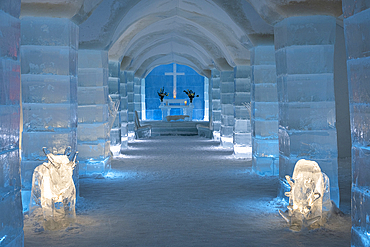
[220,81,234,93]
[252,156,278,176]
[251,46,275,65]
[221,104,234,115]
[78,68,108,87]
[0,13,20,59]
[220,71,233,82]
[252,65,276,84]
[235,119,251,132]
[234,78,251,92]
[77,86,108,105]
[254,83,277,102]
[221,126,233,136]
[22,103,77,131]
[78,50,108,69]
[235,92,251,105]
[22,131,76,161]
[212,88,220,99]
[0,105,20,152]
[0,59,20,105]
[22,74,76,104]
[234,132,252,145]
[276,45,334,75]
[252,139,279,157]
[234,65,251,78]
[77,122,109,142]
[254,102,278,120]
[21,17,78,49]
[78,104,109,123]
[253,119,278,138]
[274,15,336,50]
[221,93,234,104]
[234,106,250,120]
[279,101,336,130]
[77,140,110,160]
[21,45,77,75]
[344,8,370,60]
[108,77,120,94]
[277,73,334,103]
[109,61,120,77]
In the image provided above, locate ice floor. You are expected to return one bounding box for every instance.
[24,136,351,246]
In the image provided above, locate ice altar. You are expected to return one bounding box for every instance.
[30,147,78,230]
[279,159,332,231]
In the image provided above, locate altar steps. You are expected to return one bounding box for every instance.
[143,121,209,136]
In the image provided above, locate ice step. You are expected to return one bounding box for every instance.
[143,121,208,136]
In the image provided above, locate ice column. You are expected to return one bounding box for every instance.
[0,1,24,244]
[234,66,252,158]
[21,17,78,208]
[342,3,370,246]
[77,50,110,176]
[120,71,128,150]
[211,69,221,141]
[134,76,142,120]
[125,71,135,141]
[275,16,339,206]
[220,70,235,149]
[251,46,279,175]
[108,61,121,156]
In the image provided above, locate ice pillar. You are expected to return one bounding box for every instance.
[211,69,221,141]
[275,16,339,206]
[251,46,279,175]
[342,3,370,246]
[108,61,121,156]
[220,70,235,149]
[125,71,135,141]
[21,17,78,207]
[0,1,24,245]
[77,50,110,176]
[233,66,252,158]
[134,76,142,120]
[120,71,128,150]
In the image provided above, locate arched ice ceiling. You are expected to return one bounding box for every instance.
[20,0,276,77]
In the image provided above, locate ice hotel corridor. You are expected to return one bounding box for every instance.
[24,136,351,247]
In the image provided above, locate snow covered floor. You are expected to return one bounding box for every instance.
[24,136,351,246]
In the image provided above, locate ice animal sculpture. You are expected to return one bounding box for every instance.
[279,159,331,231]
[30,147,78,230]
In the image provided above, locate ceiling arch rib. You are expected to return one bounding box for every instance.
[110,15,238,73]
[107,0,251,71]
[125,38,212,73]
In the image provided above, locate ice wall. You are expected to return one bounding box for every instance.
[220,71,235,149]
[274,16,339,206]
[134,76,142,122]
[251,46,279,175]
[125,71,135,141]
[342,2,370,246]
[77,50,110,176]
[0,0,24,245]
[21,17,79,209]
[108,61,121,155]
[211,69,221,141]
[120,71,128,150]
[233,66,252,158]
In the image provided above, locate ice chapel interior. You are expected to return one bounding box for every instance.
[1,0,370,246]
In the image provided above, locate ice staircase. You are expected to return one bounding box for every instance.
[143,121,209,136]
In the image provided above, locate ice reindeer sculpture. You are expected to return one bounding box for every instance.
[279,159,332,231]
[30,147,78,230]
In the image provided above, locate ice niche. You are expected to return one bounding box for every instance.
[30,147,78,230]
[279,159,332,231]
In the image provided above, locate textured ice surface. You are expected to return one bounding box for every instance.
[30,147,78,230]
[279,159,332,232]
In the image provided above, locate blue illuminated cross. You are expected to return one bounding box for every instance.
[165,63,185,99]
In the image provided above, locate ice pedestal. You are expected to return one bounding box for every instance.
[274,16,339,207]
[21,17,78,210]
[343,4,370,246]
[78,50,110,176]
[279,159,332,231]
[220,71,234,149]
[251,46,279,175]
[108,61,121,155]
[234,66,252,158]
[30,148,78,230]
[211,69,221,141]
[120,71,128,150]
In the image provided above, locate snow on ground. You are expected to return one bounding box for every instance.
[24,135,351,246]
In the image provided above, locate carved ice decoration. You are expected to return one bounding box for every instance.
[30,147,78,230]
[279,159,332,231]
